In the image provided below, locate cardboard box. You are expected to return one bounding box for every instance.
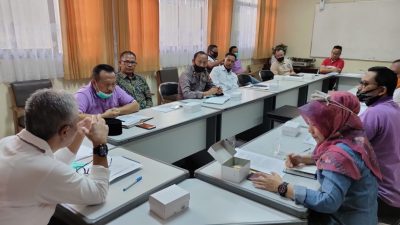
[183,102,201,113]
[149,184,190,220]
[208,140,250,183]
[281,121,300,137]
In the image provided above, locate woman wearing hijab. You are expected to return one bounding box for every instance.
[250,91,382,225]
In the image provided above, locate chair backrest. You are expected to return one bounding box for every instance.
[10,79,53,107]
[159,82,178,104]
[156,67,179,105]
[237,74,253,87]
[259,70,274,81]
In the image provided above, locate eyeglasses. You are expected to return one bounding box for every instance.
[122,60,137,65]
[359,81,378,88]
[75,157,113,175]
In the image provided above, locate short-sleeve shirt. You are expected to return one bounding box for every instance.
[210,65,239,92]
[321,58,345,70]
[270,58,293,75]
[75,82,134,114]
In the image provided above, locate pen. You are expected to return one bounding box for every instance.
[123,176,142,192]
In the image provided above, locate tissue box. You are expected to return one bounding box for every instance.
[231,92,242,100]
[281,121,300,137]
[183,102,201,113]
[208,140,250,183]
[149,184,190,220]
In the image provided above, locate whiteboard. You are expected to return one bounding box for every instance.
[311,0,400,62]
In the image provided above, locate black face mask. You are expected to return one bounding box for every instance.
[193,64,206,73]
[356,88,381,106]
[211,51,218,59]
[277,57,284,62]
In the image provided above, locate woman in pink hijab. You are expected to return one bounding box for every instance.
[251,91,382,225]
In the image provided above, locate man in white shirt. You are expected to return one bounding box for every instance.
[210,53,239,92]
[0,89,110,225]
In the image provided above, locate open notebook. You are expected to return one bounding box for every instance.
[73,156,142,183]
[203,95,231,105]
[284,165,317,179]
[116,114,153,128]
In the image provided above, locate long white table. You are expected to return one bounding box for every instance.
[107,179,306,225]
[55,148,189,225]
[336,73,362,91]
[195,117,320,219]
[107,101,220,163]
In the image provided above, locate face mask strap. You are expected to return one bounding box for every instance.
[310,91,357,116]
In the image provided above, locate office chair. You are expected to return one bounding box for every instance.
[159,82,179,104]
[156,67,179,105]
[10,79,53,134]
[259,70,275,81]
[237,74,253,87]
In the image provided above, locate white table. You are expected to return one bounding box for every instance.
[195,117,320,219]
[55,148,189,225]
[107,101,220,163]
[336,73,362,91]
[107,179,306,225]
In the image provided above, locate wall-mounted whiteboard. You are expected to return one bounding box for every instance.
[311,0,400,62]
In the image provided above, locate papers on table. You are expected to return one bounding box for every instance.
[116,114,152,128]
[203,95,231,105]
[74,156,142,183]
[234,148,285,176]
[245,84,269,90]
[152,104,182,113]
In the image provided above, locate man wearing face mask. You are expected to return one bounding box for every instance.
[178,51,222,99]
[358,66,400,224]
[270,49,296,75]
[210,53,239,92]
[207,44,224,73]
[75,64,139,118]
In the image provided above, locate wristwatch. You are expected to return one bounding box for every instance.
[278,182,289,197]
[93,144,108,157]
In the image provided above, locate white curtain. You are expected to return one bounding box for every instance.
[159,0,208,68]
[230,0,258,60]
[0,0,63,83]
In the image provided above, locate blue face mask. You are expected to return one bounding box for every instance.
[94,82,113,99]
[234,52,239,59]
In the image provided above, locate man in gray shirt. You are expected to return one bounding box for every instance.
[178,51,222,99]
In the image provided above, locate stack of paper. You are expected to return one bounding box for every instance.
[203,96,231,105]
[284,165,317,179]
[116,114,152,128]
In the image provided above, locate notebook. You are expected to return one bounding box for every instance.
[284,165,317,179]
[203,96,231,105]
[73,155,143,183]
[116,114,153,128]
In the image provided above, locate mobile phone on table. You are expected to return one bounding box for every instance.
[135,122,156,130]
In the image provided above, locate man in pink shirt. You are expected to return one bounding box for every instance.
[319,45,345,74]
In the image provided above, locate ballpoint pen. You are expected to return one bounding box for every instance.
[123,176,142,192]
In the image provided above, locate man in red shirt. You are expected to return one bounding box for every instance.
[319,45,345,74]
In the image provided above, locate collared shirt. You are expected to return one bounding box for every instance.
[294,143,378,225]
[270,58,293,75]
[210,65,239,92]
[178,65,215,99]
[232,59,245,74]
[75,82,134,114]
[321,57,345,71]
[360,96,400,208]
[0,130,110,225]
[116,72,153,109]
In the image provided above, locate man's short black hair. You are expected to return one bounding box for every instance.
[207,44,218,52]
[225,52,236,60]
[333,45,342,51]
[193,51,207,60]
[229,46,237,53]
[92,64,115,80]
[120,51,136,59]
[392,59,400,64]
[368,66,398,96]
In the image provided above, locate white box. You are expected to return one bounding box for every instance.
[283,76,304,81]
[230,91,242,100]
[149,184,190,220]
[303,73,316,80]
[281,121,300,137]
[183,102,201,113]
[208,140,250,183]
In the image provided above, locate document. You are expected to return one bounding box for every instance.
[284,165,317,179]
[116,114,152,128]
[74,156,143,182]
[245,84,269,90]
[203,95,231,105]
[235,148,285,176]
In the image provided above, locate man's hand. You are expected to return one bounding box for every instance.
[83,115,109,147]
[102,108,120,118]
[204,87,219,97]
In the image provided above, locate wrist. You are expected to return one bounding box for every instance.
[92,140,106,147]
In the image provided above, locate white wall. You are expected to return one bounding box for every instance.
[274,0,391,72]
